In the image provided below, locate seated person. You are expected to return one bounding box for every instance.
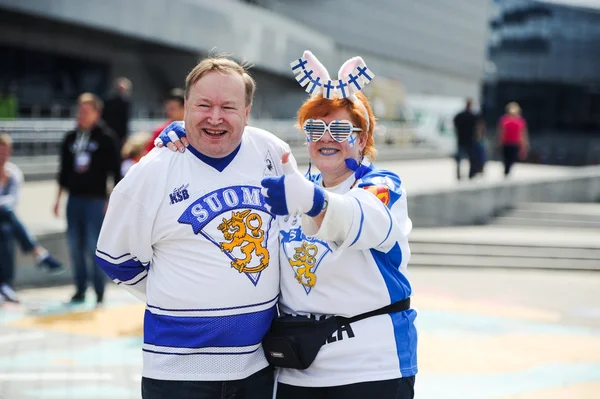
[0,133,64,303]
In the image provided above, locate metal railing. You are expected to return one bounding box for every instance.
[0,118,422,157]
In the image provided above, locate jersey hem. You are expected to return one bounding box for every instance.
[142,361,268,381]
[278,367,417,387]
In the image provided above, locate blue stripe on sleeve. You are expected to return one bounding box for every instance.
[376,205,394,248]
[143,305,277,348]
[95,254,146,282]
[349,198,364,247]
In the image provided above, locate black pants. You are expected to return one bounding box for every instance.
[277,376,416,399]
[142,367,274,399]
[502,144,520,176]
[455,144,477,179]
[0,221,15,285]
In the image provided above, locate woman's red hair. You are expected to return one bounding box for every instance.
[297,91,377,160]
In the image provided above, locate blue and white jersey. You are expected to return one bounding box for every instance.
[277,161,418,387]
[95,127,290,381]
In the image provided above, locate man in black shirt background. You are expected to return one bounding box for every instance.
[102,77,132,150]
[453,98,479,180]
[54,93,121,305]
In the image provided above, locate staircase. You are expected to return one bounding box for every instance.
[492,202,600,230]
[409,203,600,271]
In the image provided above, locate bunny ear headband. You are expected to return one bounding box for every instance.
[290,50,375,131]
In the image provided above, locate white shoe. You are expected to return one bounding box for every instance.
[0,283,19,303]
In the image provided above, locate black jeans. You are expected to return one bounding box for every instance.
[66,196,106,297]
[455,144,477,179]
[0,206,37,253]
[142,367,274,399]
[502,144,520,176]
[277,376,416,399]
[0,221,15,285]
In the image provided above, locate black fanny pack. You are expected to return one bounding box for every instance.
[262,297,411,370]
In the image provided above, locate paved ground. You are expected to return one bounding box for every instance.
[1,266,600,399]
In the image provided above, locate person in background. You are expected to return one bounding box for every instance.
[498,101,529,177]
[54,93,121,306]
[0,83,18,119]
[120,131,151,176]
[103,77,132,150]
[145,88,185,154]
[453,98,478,180]
[0,133,64,303]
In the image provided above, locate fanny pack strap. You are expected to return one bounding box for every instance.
[337,297,411,325]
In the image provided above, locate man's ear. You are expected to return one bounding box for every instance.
[245,105,252,126]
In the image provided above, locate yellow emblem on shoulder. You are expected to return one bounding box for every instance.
[218,209,269,273]
[289,242,318,287]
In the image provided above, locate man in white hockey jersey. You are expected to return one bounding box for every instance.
[95,55,291,399]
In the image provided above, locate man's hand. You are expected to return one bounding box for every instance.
[155,121,189,152]
[261,152,326,216]
[53,201,60,218]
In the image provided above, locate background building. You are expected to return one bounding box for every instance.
[485,0,600,164]
[0,0,489,120]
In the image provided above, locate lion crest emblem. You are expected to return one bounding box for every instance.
[288,242,318,288]
[218,209,269,274]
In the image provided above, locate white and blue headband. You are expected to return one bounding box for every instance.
[290,51,375,132]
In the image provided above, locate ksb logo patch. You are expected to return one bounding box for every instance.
[170,184,190,205]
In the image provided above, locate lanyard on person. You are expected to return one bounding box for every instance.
[73,130,92,173]
[74,130,90,155]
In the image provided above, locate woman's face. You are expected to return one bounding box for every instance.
[306,108,366,180]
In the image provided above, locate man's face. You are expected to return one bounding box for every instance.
[0,144,11,168]
[77,103,100,130]
[184,71,250,158]
[165,99,185,121]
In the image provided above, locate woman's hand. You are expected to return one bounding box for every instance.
[261,152,326,217]
[155,121,189,152]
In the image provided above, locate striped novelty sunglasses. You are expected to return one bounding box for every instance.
[302,119,362,143]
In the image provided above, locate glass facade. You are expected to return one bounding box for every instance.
[485,0,600,132]
[0,44,109,117]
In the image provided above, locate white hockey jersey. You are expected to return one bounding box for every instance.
[277,161,418,387]
[95,127,290,381]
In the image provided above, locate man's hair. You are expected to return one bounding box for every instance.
[114,77,132,91]
[166,88,185,107]
[185,55,256,107]
[296,91,377,160]
[0,132,13,147]
[78,93,104,112]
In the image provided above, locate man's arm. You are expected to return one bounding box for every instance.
[95,189,153,301]
[104,129,123,185]
[54,134,71,217]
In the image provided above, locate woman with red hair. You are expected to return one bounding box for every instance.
[260,52,416,398]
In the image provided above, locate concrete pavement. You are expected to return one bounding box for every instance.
[1,267,600,399]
